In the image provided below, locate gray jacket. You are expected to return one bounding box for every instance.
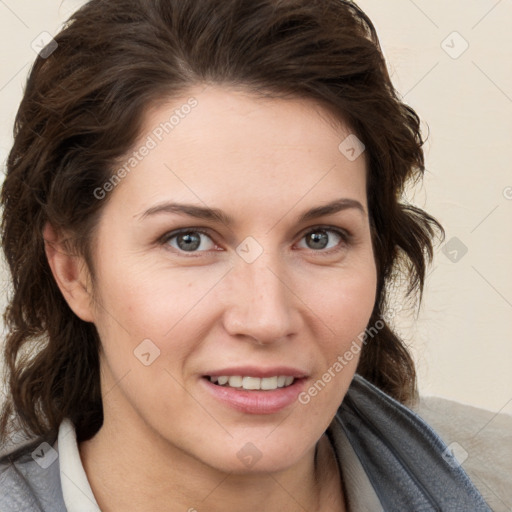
[0,374,491,511]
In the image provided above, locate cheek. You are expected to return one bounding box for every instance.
[310,261,377,342]
[290,264,377,454]
[92,256,220,334]
[90,259,229,386]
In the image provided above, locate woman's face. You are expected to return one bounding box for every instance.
[86,85,377,473]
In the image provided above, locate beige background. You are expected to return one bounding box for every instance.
[0,1,511,414]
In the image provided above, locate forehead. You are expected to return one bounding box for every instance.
[140,85,356,156]
[109,85,368,219]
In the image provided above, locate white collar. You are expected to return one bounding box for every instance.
[54,418,100,511]
[329,422,383,511]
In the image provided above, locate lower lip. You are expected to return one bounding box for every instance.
[200,377,306,414]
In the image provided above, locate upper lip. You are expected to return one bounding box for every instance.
[203,366,308,378]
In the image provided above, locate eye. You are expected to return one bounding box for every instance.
[296,227,351,253]
[160,226,351,256]
[162,229,216,253]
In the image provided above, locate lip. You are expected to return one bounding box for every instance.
[200,375,307,414]
[202,365,308,379]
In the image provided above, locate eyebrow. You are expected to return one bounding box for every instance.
[138,198,366,226]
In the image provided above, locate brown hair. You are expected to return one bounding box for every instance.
[0,0,444,444]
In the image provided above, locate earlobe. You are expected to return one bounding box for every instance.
[43,222,95,323]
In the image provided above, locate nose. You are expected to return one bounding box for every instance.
[221,252,301,345]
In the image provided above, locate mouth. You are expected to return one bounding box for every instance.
[200,370,307,414]
[205,375,297,391]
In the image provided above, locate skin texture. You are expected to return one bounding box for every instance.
[44,85,378,512]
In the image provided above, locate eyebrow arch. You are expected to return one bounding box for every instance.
[298,198,366,223]
[137,198,366,226]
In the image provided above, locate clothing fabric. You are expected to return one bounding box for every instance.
[0,374,492,511]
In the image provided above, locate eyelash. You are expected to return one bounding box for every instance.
[159,225,353,257]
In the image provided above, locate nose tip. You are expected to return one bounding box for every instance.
[221,258,299,345]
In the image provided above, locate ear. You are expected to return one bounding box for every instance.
[43,222,95,323]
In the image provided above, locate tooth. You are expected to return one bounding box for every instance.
[261,376,278,390]
[242,376,261,390]
[284,376,294,386]
[228,376,243,388]
[211,375,296,389]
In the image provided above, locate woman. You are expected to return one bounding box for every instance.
[0,0,491,510]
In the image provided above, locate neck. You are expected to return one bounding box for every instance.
[79,414,345,512]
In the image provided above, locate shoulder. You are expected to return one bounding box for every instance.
[0,432,66,512]
[330,374,492,512]
[414,394,512,512]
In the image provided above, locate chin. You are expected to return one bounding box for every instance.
[194,433,312,475]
